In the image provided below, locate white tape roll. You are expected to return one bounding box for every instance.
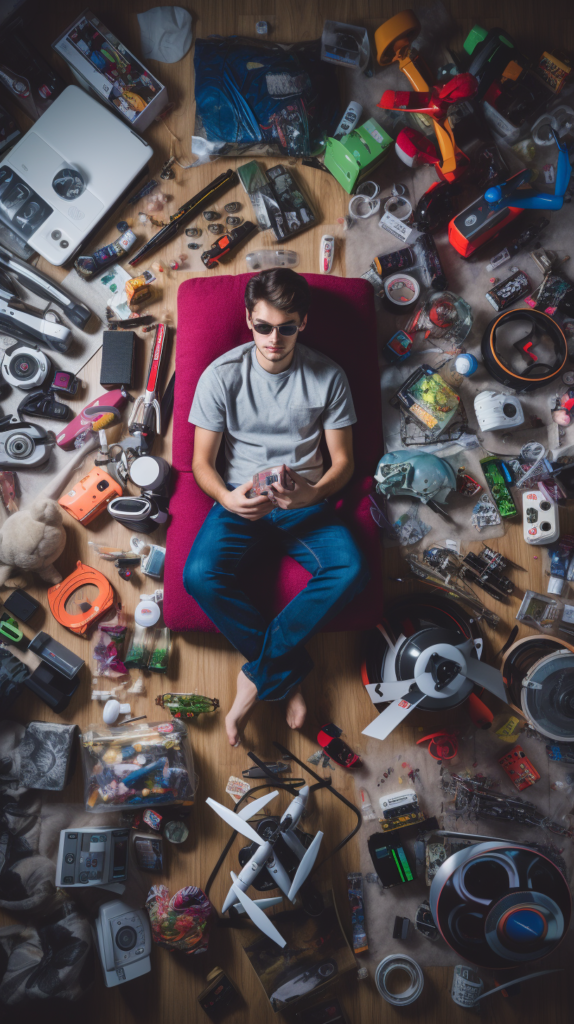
[383,272,420,309]
[375,955,425,1006]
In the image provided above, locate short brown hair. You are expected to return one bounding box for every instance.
[245,268,310,321]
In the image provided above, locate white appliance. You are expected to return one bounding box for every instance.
[94,900,151,987]
[0,85,152,265]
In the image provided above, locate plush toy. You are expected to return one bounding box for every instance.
[0,498,66,588]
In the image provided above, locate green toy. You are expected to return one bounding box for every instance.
[156,693,220,720]
[324,118,393,194]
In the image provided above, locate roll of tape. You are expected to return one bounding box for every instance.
[375,955,424,1006]
[356,180,381,199]
[384,195,413,222]
[383,272,420,309]
[348,194,381,219]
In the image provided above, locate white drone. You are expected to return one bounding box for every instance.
[207,786,323,947]
[362,624,508,743]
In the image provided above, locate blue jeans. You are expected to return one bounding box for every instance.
[183,499,370,701]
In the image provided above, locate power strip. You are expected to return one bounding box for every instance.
[523,490,560,545]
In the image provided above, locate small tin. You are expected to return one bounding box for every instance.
[164,819,189,844]
[198,967,241,1020]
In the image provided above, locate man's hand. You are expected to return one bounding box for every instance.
[271,467,320,510]
[223,481,274,520]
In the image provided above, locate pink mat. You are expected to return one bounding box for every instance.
[164,273,383,633]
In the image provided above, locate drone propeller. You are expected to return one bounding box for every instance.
[287,831,324,901]
[232,895,283,914]
[362,690,426,741]
[458,642,507,703]
[206,797,265,845]
[237,790,279,820]
[230,873,286,948]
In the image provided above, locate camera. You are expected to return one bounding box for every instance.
[94,899,151,987]
[474,390,524,432]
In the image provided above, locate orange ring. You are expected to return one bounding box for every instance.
[48,560,114,636]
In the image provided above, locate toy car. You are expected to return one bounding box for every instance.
[317,723,362,769]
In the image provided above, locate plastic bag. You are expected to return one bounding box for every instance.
[91,605,128,680]
[192,35,340,160]
[145,885,212,954]
[81,719,196,812]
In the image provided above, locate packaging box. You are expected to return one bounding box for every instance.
[0,102,20,154]
[52,9,168,132]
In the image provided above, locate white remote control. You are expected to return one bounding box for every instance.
[523,490,560,545]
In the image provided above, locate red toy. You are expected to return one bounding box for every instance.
[317,723,362,770]
[416,732,458,760]
[499,744,540,791]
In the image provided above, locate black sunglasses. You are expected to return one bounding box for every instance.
[251,320,299,337]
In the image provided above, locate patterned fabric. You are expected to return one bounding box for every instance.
[0,907,93,1004]
[18,723,77,791]
[0,721,70,915]
[146,884,212,953]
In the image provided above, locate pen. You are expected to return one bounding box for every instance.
[128,168,237,267]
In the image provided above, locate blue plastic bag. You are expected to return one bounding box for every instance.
[193,36,340,158]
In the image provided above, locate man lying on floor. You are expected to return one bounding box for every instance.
[184,268,370,745]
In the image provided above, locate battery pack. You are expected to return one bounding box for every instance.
[100,331,135,388]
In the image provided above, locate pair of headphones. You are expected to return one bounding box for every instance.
[108,455,170,534]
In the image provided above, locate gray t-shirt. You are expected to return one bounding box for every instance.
[189,341,356,486]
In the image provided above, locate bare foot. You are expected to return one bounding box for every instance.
[225,670,258,747]
[286,687,307,730]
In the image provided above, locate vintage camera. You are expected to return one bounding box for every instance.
[94,899,151,987]
[56,826,129,890]
[474,390,524,431]
[1,342,50,389]
[58,466,123,525]
[0,414,51,468]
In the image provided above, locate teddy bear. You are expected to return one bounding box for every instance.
[0,497,66,588]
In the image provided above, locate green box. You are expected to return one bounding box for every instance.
[324,118,393,194]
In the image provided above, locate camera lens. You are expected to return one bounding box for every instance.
[116,925,137,951]
[540,501,551,511]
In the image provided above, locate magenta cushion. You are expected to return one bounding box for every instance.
[164,273,383,633]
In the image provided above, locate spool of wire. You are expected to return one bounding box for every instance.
[375,955,424,1006]
[348,194,381,219]
[356,180,381,199]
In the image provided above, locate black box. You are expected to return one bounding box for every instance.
[100,331,135,388]
[3,588,40,623]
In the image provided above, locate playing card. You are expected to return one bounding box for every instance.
[247,465,294,499]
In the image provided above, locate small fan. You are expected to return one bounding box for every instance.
[361,597,507,743]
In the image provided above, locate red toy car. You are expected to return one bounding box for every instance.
[317,723,362,770]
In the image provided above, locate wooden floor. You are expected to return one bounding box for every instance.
[2,1,574,1022]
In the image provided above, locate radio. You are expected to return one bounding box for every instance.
[379,788,418,815]
[0,86,151,265]
[523,490,560,545]
[58,466,123,525]
[56,826,129,890]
